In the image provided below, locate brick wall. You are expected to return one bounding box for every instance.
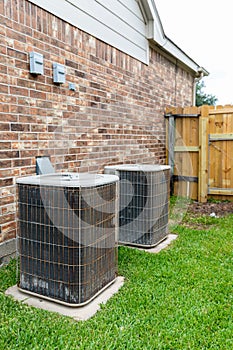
[0,0,194,245]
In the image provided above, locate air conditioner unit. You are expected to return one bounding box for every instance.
[104,164,170,248]
[16,173,119,306]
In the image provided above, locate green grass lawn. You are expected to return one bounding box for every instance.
[0,212,233,349]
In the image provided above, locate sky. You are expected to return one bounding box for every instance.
[155,0,233,105]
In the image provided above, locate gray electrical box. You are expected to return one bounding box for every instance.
[29,52,44,75]
[69,82,76,91]
[53,63,66,84]
[36,156,55,175]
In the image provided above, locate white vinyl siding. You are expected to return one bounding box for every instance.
[29,0,149,64]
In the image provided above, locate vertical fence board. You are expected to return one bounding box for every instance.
[165,107,200,200]
[208,113,216,188]
[208,108,233,198]
[198,106,209,202]
[168,116,175,176]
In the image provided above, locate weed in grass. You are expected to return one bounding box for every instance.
[182,212,219,230]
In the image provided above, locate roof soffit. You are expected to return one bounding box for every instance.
[138,0,208,76]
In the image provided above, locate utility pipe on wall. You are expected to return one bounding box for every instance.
[192,68,205,106]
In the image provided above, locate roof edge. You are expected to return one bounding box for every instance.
[138,0,209,76]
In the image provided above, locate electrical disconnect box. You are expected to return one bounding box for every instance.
[29,52,44,75]
[53,63,66,84]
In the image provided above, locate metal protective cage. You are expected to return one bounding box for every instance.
[16,173,119,306]
[104,164,170,248]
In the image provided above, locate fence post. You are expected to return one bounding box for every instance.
[198,105,209,202]
[167,114,175,194]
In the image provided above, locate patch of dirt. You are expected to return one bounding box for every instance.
[187,201,233,218]
[170,199,233,230]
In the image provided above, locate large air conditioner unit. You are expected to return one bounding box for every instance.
[104,164,170,248]
[16,173,119,306]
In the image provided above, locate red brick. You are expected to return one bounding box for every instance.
[0,169,19,178]
[6,28,26,43]
[0,178,14,187]
[18,115,35,123]
[30,89,46,99]
[19,167,35,176]
[0,229,16,243]
[18,0,25,24]
[0,141,11,149]
[2,203,16,215]
[0,114,17,122]
[0,1,4,14]
[13,158,31,167]
[35,82,52,92]
[17,78,36,88]
[10,86,29,96]
[1,132,18,140]
[0,160,12,168]
[7,47,27,61]
[31,124,47,132]
[36,100,52,108]
[1,220,17,233]
[14,105,30,114]
[20,149,38,157]
[0,195,15,206]
[0,123,10,131]
[0,84,8,93]
[10,123,30,132]
[0,150,19,159]
[20,133,38,140]
[0,64,7,74]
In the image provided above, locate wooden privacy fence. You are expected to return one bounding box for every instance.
[165,105,233,202]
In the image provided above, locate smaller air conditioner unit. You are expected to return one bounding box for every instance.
[17,172,119,306]
[104,164,170,248]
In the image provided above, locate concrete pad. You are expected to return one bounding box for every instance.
[128,233,178,253]
[5,235,177,320]
[0,238,16,267]
[5,276,124,321]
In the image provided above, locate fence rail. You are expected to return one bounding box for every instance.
[165,105,233,202]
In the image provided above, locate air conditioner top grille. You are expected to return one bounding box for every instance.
[16,172,119,188]
[104,164,170,172]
